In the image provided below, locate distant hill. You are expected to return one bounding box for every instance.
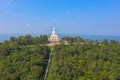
[1,33,120,42]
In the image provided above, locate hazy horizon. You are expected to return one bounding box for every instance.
[1,33,120,36]
[1,33,120,42]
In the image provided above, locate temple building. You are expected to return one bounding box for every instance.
[48,27,60,44]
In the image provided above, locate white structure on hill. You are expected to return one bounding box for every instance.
[48,27,60,44]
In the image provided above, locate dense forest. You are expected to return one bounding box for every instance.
[0,35,120,80]
[47,40,120,80]
[0,35,50,80]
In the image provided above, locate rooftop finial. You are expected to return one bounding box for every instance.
[52,26,56,34]
[53,26,55,31]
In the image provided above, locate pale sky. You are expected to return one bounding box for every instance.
[0,0,120,36]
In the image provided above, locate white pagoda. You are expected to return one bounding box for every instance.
[48,27,60,44]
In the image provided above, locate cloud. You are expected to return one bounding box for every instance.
[25,24,31,27]
[0,0,15,8]
[65,9,79,15]
[7,10,31,18]
[0,9,31,18]
[3,0,15,7]
[0,0,31,18]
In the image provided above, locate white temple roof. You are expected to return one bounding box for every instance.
[48,27,60,42]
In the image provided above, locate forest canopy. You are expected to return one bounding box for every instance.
[0,35,120,80]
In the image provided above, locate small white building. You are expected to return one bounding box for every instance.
[48,27,60,44]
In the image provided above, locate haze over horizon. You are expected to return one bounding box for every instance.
[0,0,120,36]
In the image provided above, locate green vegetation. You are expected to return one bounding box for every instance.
[47,41,120,80]
[62,36,85,43]
[0,35,120,80]
[0,35,50,80]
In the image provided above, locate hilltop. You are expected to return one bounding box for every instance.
[0,35,120,80]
